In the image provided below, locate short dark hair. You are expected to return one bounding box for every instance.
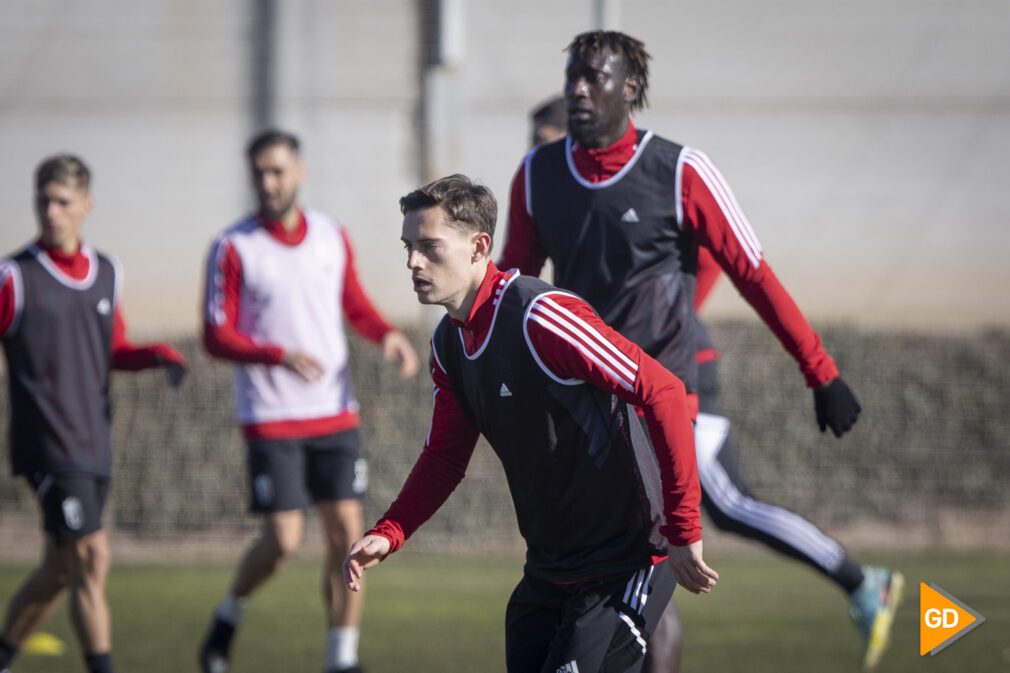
[531,95,567,131]
[566,31,651,112]
[246,128,301,162]
[399,174,497,241]
[35,154,91,192]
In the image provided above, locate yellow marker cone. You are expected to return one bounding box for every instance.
[920,582,986,656]
[22,631,66,656]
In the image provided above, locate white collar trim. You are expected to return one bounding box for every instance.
[29,244,98,290]
[458,270,522,360]
[565,130,655,190]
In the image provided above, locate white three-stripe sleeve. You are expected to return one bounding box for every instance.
[680,147,764,270]
[204,236,235,326]
[524,292,641,394]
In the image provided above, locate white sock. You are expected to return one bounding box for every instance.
[325,627,359,670]
[214,593,247,626]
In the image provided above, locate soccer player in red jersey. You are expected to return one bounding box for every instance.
[502,32,903,671]
[345,174,717,673]
[0,155,187,673]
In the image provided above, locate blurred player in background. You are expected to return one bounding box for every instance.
[529,95,568,147]
[199,129,419,673]
[504,32,903,671]
[345,174,717,673]
[0,154,188,673]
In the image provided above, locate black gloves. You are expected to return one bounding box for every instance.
[813,377,861,437]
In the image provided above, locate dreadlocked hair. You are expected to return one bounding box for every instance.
[566,31,651,112]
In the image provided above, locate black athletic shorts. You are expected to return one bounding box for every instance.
[505,561,676,673]
[27,472,109,544]
[246,428,366,513]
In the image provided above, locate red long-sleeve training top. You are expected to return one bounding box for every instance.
[368,262,701,556]
[499,120,837,389]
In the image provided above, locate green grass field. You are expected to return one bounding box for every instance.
[1,550,1006,672]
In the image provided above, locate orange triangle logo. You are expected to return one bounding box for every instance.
[920,582,985,656]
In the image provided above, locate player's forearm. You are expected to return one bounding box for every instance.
[636,362,703,546]
[694,246,722,312]
[367,444,475,554]
[366,519,407,555]
[110,305,184,370]
[732,262,838,387]
[202,322,284,365]
[110,342,174,371]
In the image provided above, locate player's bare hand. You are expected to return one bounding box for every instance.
[666,540,718,594]
[382,330,420,379]
[344,534,391,592]
[282,350,325,382]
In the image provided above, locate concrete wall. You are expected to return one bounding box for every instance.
[271,0,424,327]
[0,1,254,333]
[1,1,1007,335]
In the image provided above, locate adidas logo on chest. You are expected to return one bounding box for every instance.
[620,207,640,223]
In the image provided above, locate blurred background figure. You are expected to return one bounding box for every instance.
[198,130,419,673]
[529,96,568,147]
[0,154,187,673]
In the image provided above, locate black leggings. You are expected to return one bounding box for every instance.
[693,359,863,594]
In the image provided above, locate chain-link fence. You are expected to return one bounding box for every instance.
[1,321,1008,562]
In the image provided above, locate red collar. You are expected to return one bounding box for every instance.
[36,239,90,280]
[451,262,516,354]
[570,119,638,183]
[259,210,307,246]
